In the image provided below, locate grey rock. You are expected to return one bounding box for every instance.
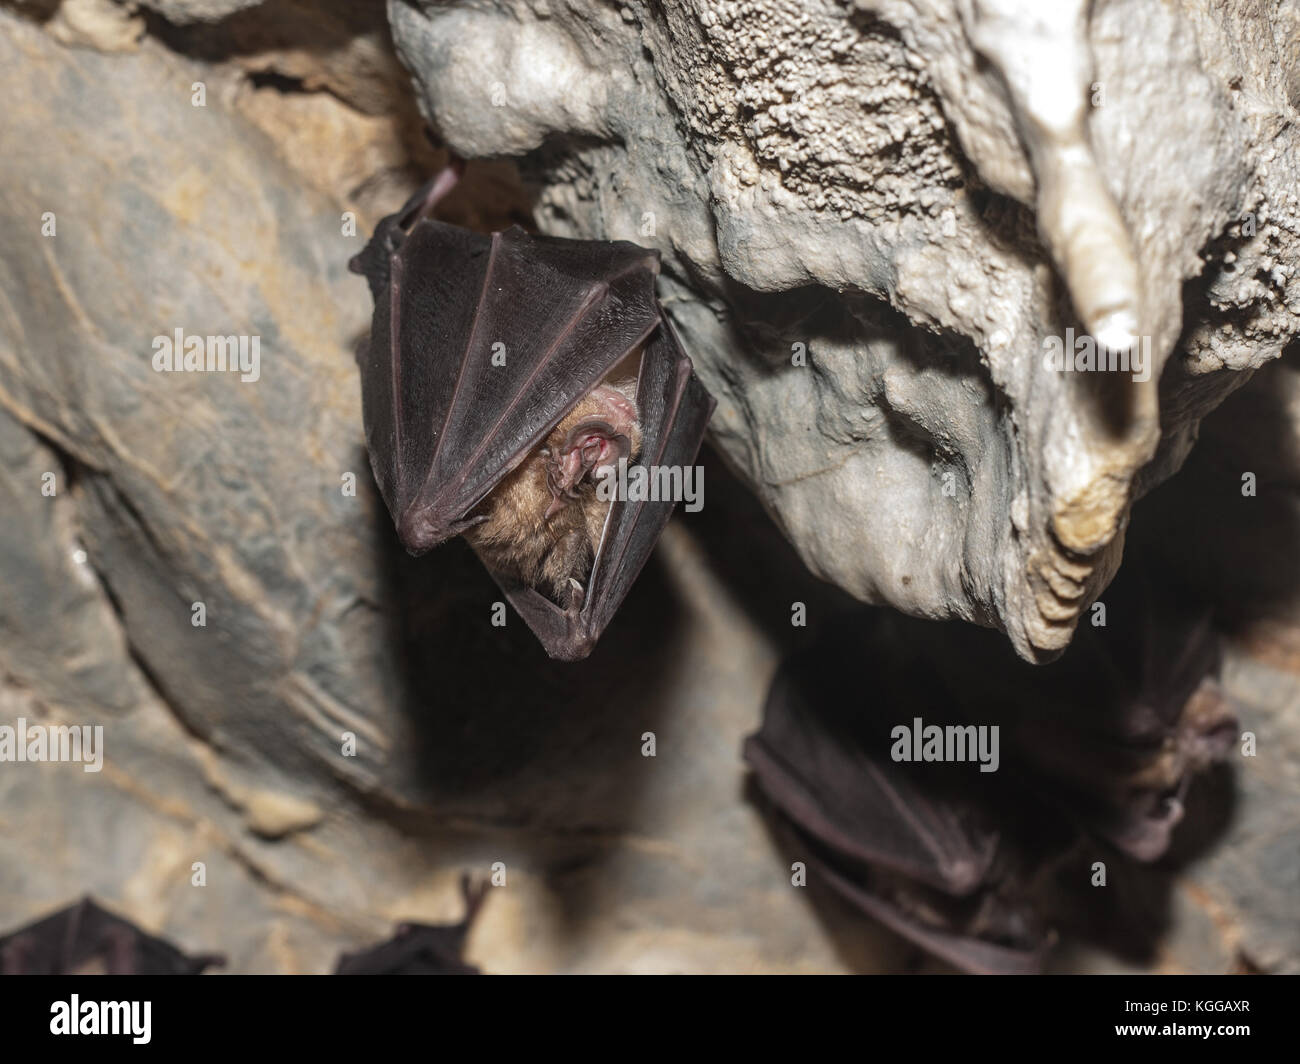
[0,1,1296,976]
[0,12,888,972]
[136,0,265,24]
[1203,654,1300,973]
[390,0,1300,661]
[0,407,150,715]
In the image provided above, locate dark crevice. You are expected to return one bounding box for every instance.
[246,68,310,93]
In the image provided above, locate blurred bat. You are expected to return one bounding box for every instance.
[334,875,488,975]
[1000,577,1238,861]
[745,626,1057,974]
[745,570,1235,972]
[350,167,715,660]
[0,897,223,975]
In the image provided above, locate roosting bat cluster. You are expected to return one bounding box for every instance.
[348,167,1238,974]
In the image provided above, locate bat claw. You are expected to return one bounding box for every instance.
[397,164,464,231]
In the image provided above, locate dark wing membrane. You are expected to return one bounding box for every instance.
[743,664,998,895]
[357,214,662,554]
[0,897,222,974]
[349,172,460,303]
[804,853,1046,975]
[500,320,716,660]
[358,222,492,544]
[584,320,715,640]
[743,639,1048,973]
[334,874,487,974]
[333,925,479,975]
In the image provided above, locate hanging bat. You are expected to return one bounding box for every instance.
[997,575,1239,862]
[0,897,224,975]
[744,567,1235,973]
[350,167,716,660]
[744,625,1056,975]
[334,875,488,975]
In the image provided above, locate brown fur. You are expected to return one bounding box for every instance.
[464,380,642,604]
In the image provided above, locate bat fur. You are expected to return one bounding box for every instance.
[464,377,642,606]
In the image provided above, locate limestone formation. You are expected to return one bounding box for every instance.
[0,0,1296,974]
[391,0,1299,659]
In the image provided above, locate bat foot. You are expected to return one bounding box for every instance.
[567,577,585,609]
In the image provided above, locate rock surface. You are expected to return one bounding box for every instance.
[0,10,895,972]
[0,2,1296,974]
[391,0,1300,660]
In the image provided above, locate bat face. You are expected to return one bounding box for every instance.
[350,170,715,659]
[462,375,643,608]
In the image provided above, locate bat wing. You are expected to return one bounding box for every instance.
[744,630,1050,974]
[743,682,998,897]
[0,897,223,975]
[746,578,1235,971]
[352,191,664,554]
[497,319,716,659]
[332,925,479,975]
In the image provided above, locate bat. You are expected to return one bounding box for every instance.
[350,167,716,660]
[0,897,224,975]
[334,875,488,975]
[744,627,1056,975]
[1000,576,1239,863]
[744,568,1235,973]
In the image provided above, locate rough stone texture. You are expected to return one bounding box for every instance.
[0,11,904,972]
[138,0,264,25]
[1189,653,1300,974]
[391,0,1300,661]
[0,2,1297,975]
